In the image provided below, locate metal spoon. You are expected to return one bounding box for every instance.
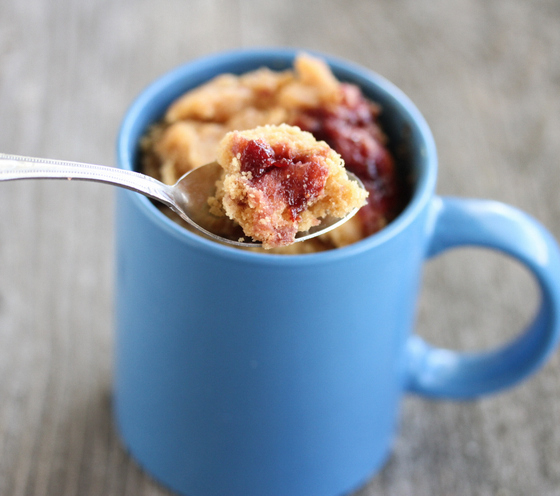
[0,153,364,247]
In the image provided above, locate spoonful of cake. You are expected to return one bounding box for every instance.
[0,124,367,248]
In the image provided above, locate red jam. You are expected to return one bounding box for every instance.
[238,139,328,221]
[292,83,403,234]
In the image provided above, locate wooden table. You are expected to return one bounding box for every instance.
[1,1,559,494]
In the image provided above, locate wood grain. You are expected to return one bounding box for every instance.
[0,0,559,495]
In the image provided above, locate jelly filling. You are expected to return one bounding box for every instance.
[237,138,329,221]
[292,83,403,234]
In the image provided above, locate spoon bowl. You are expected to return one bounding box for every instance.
[0,153,364,247]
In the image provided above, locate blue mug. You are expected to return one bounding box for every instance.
[115,48,560,496]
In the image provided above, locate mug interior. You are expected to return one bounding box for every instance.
[117,48,437,258]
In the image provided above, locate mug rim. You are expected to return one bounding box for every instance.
[117,47,438,266]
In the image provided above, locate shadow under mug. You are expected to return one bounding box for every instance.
[115,48,560,496]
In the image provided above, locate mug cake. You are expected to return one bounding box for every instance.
[140,54,406,253]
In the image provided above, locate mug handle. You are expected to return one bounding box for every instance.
[406,196,560,399]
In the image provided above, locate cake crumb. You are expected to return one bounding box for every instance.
[213,124,367,249]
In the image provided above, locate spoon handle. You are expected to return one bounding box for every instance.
[0,153,176,207]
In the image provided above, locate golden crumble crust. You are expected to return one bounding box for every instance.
[141,54,342,184]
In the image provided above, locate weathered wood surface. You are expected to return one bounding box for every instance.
[0,0,559,494]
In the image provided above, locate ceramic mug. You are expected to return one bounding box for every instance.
[115,48,560,496]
